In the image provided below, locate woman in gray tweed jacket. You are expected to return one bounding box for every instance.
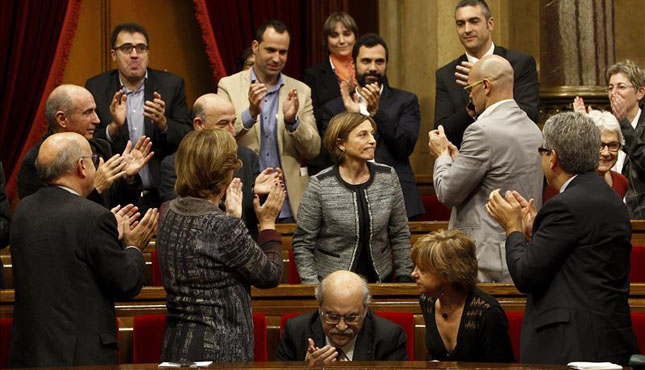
[293,112,414,283]
[157,130,285,362]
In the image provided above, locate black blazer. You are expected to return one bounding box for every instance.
[275,309,407,361]
[322,83,425,218]
[434,46,539,148]
[9,186,145,366]
[506,172,638,365]
[85,68,192,188]
[159,146,260,239]
[17,131,139,208]
[620,107,645,218]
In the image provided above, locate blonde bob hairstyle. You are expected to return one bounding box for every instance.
[174,129,241,199]
[324,112,377,164]
[411,229,478,293]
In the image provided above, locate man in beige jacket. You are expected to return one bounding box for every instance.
[218,19,320,221]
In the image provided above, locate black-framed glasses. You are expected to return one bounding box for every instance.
[537,146,552,155]
[113,43,149,54]
[600,142,621,152]
[81,154,100,168]
[319,309,363,325]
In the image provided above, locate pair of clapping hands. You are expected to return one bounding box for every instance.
[111,204,158,251]
[486,189,537,241]
[94,136,154,194]
[110,90,168,133]
[304,338,341,366]
[224,167,286,230]
[248,82,299,123]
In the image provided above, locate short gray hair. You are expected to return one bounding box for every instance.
[314,273,371,306]
[543,112,600,174]
[587,110,625,146]
[45,89,74,132]
[35,138,84,184]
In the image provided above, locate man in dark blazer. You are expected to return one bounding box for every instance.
[322,33,424,219]
[85,22,191,213]
[435,0,539,148]
[487,112,638,365]
[18,84,150,208]
[9,132,158,367]
[159,94,281,240]
[276,271,407,364]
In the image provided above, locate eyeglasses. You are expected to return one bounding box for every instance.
[81,154,100,168]
[464,79,485,93]
[606,83,635,93]
[319,309,363,325]
[600,142,621,152]
[113,43,149,54]
[537,146,552,155]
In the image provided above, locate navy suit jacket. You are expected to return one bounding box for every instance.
[85,68,192,189]
[506,172,637,365]
[322,83,424,218]
[434,46,539,148]
[275,309,407,361]
[9,187,145,366]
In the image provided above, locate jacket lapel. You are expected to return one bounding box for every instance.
[307,315,327,350]
[143,69,154,139]
[352,310,374,361]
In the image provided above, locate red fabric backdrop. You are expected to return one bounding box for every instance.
[193,0,305,82]
[1,0,81,201]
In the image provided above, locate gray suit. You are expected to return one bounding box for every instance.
[433,100,543,282]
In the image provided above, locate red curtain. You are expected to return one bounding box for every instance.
[0,0,81,201]
[193,0,305,81]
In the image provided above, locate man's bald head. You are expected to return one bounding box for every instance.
[45,84,99,139]
[192,93,236,136]
[36,132,94,195]
[315,270,371,307]
[468,55,515,113]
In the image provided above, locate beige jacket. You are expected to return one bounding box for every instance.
[218,70,320,217]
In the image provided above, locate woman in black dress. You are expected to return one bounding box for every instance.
[411,229,514,362]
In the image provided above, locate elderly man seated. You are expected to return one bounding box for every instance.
[276,270,407,364]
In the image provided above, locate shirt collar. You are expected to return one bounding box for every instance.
[466,42,495,64]
[119,70,148,94]
[476,99,514,121]
[57,185,80,196]
[559,174,578,193]
[325,335,357,361]
[631,108,642,129]
[250,67,284,92]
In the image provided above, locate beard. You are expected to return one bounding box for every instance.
[357,71,384,87]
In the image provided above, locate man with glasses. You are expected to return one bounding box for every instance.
[428,55,543,283]
[486,112,637,365]
[18,84,151,208]
[276,270,407,364]
[9,132,158,367]
[86,22,191,214]
[434,0,539,149]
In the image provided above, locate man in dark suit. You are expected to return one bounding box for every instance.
[276,270,407,364]
[487,112,638,365]
[159,93,281,239]
[18,84,151,208]
[322,33,424,219]
[435,0,539,148]
[9,132,158,367]
[85,22,192,213]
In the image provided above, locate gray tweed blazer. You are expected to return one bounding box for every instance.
[293,163,413,283]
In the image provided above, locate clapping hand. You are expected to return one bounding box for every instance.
[225,178,243,218]
[283,89,299,123]
[144,92,167,131]
[486,189,526,237]
[340,80,360,113]
[428,126,454,158]
[254,168,283,195]
[253,182,286,231]
[304,338,338,366]
[248,81,268,119]
[111,204,140,240]
[573,96,592,114]
[358,82,380,116]
[123,208,159,251]
[122,136,154,179]
[94,154,127,193]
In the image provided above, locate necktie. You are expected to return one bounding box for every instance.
[335,347,347,361]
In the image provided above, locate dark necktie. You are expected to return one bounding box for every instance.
[335,347,348,361]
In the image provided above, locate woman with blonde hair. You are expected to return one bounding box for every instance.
[293,111,413,283]
[412,229,514,362]
[157,129,285,362]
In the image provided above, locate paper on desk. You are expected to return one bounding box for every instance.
[158,362,213,368]
[567,362,622,369]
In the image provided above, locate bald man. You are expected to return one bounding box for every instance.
[9,132,158,367]
[276,270,407,364]
[428,55,543,283]
[18,84,152,208]
[159,93,280,239]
